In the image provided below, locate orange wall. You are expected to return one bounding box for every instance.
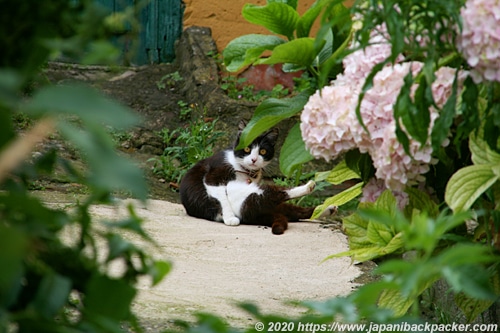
[183,0,319,51]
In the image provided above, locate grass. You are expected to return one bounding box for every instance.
[149,116,226,187]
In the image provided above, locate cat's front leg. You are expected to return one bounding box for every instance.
[205,185,240,226]
[220,198,240,226]
[286,180,316,199]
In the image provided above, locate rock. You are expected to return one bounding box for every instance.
[175,26,257,149]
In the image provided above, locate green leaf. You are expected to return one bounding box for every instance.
[377,276,437,317]
[150,260,172,286]
[0,225,26,308]
[106,234,135,261]
[222,34,285,72]
[456,77,480,144]
[445,164,500,212]
[312,182,362,218]
[341,205,371,249]
[404,187,439,218]
[258,38,317,68]
[237,90,311,149]
[442,265,495,300]
[431,72,457,150]
[367,220,395,246]
[325,234,403,262]
[242,3,299,39]
[25,84,140,128]
[435,244,498,267]
[269,0,298,10]
[377,287,417,317]
[396,71,430,147]
[32,273,72,319]
[279,123,313,177]
[0,69,23,109]
[456,293,495,323]
[59,122,148,200]
[455,272,500,322]
[344,150,375,183]
[86,275,137,320]
[469,133,500,165]
[323,160,360,185]
[296,1,323,38]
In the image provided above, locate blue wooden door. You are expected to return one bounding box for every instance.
[97,0,184,65]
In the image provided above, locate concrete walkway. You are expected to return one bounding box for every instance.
[88,198,360,328]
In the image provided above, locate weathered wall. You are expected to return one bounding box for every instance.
[183,0,318,51]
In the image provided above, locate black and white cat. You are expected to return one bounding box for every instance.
[179,121,335,234]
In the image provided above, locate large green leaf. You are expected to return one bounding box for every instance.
[455,272,500,322]
[296,0,324,38]
[404,187,439,218]
[258,37,318,68]
[25,84,140,128]
[86,275,136,320]
[325,190,406,262]
[469,133,500,165]
[323,160,360,185]
[378,277,437,317]
[431,71,457,150]
[237,90,311,149]
[279,123,313,177]
[367,219,395,246]
[341,203,371,249]
[445,164,500,212]
[32,273,72,319]
[325,233,404,262]
[59,122,148,199]
[243,3,299,40]
[395,71,430,148]
[222,34,285,72]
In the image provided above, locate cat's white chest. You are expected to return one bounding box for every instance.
[226,180,263,217]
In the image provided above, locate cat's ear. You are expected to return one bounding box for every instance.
[234,120,247,148]
[264,128,279,146]
[238,120,247,131]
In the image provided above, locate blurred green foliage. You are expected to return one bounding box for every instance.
[0,1,170,332]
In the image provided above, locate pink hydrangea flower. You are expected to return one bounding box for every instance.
[300,75,360,161]
[301,33,462,192]
[457,0,500,83]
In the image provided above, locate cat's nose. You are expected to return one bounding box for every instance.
[251,158,257,163]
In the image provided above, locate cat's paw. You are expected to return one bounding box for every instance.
[224,216,240,226]
[318,205,338,218]
[305,180,316,193]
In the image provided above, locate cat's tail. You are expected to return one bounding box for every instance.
[294,204,338,223]
[317,205,338,219]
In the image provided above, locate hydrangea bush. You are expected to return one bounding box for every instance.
[301,25,467,198]
[301,0,499,208]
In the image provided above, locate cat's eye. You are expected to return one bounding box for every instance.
[244,147,251,153]
[260,149,267,155]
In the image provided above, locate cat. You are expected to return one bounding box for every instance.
[179,121,336,235]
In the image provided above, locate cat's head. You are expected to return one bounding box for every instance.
[233,120,279,171]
